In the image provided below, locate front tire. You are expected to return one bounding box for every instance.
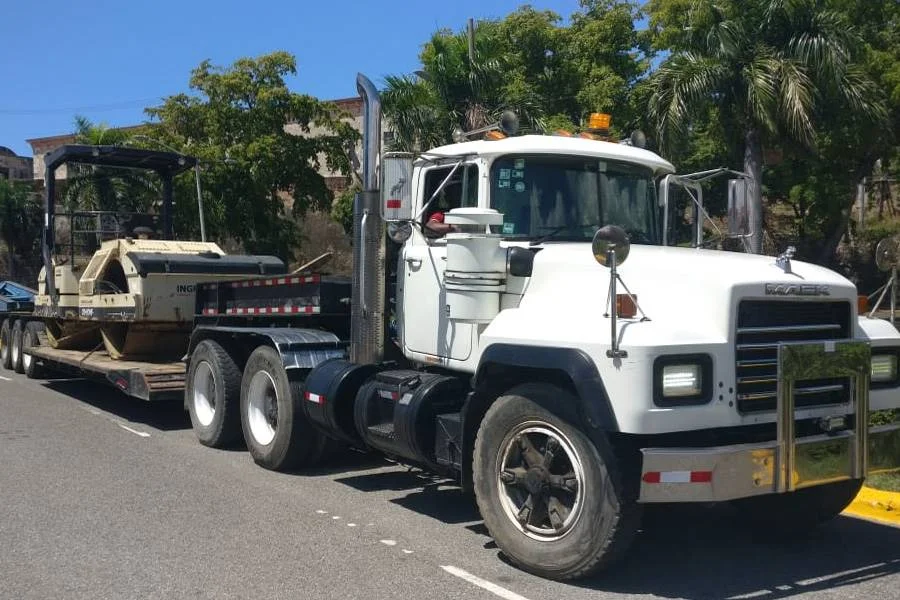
[473,383,640,580]
[240,345,335,471]
[187,340,242,448]
[11,319,25,374]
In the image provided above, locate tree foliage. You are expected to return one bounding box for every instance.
[144,52,359,261]
[64,116,157,213]
[383,1,648,151]
[646,0,889,257]
[0,178,42,279]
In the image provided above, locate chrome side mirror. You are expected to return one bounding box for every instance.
[727,178,750,236]
[381,152,414,221]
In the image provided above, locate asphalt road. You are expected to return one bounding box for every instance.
[1,371,899,600]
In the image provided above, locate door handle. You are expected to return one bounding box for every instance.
[405,257,422,266]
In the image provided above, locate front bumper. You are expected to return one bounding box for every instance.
[639,340,900,503]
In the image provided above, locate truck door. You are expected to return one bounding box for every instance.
[399,163,479,362]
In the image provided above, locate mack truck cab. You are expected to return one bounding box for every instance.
[185,74,900,581]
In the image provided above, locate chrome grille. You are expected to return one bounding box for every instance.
[735,301,852,413]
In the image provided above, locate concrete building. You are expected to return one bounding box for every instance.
[0,146,34,181]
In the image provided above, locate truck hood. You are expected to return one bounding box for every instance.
[514,243,858,344]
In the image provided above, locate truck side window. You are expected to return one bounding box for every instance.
[422,164,478,239]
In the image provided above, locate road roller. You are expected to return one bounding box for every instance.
[34,144,284,360]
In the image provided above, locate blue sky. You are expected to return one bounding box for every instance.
[0,0,594,156]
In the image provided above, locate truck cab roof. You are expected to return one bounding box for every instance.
[422,134,676,176]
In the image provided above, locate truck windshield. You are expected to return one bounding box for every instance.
[489,154,660,244]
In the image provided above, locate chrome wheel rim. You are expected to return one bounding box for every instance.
[496,422,585,541]
[11,329,20,366]
[21,333,32,371]
[1,332,9,363]
[192,361,216,427]
[247,370,278,446]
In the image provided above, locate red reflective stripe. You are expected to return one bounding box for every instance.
[386,199,401,209]
[642,472,661,484]
[642,471,712,484]
[690,471,713,483]
[305,391,325,404]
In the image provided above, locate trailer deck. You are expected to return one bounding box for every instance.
[25,344,185,401]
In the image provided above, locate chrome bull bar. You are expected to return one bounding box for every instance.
[639,341,900,503]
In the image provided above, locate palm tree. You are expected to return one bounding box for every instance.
[648,0,887,253]
[383,24,545,152]
[64,116,157,213]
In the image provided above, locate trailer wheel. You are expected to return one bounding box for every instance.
[473,383,640,581]
[22,322,45,379]
[187,340,242,448]
[0,319,10,370]
[732,478,864,535]
[10,319,25,374]
[240,345,333,471]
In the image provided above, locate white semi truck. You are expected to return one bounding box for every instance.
[16,73,900,581]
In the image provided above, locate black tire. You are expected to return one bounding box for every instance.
[186,340,242,448]
[0,319,10,370]
[473,383,640,581]
[10,319,25,374]
[240,345,335,471]
[732,478,864,536]
[22,322,45,379]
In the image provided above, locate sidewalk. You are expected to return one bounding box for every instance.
[843,486,900,527]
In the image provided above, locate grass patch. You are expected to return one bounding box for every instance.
[867,471,900,492]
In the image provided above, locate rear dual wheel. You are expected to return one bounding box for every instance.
[240,345,337,471]
[10,320,24,374]
[22,322,45,379]
[0,319,10,370]
[187,340,242,448]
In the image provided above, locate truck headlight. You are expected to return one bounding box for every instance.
[653,355,712,406]
[662,364,702,397]
[871,353,898,384]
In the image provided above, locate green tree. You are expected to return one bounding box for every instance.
[647,0,887,254]
[383,2,648,151]
[833,0,900,178]
[0,178,42,280]
[330,184,358,236]
[145,52,359,261]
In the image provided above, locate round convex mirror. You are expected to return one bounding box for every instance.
[591,225,631,266]
[388,221,413,244]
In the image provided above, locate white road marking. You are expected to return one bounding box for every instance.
[402,549,413,554]
[440,565,531,600]
[379,539,397,546]
[117,423,150,438]
[332,516,341,520]
[0,375,11,381]
[315,510,328,514]
[347,523,357,527]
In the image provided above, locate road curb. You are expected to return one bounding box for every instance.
[843,486,900,527]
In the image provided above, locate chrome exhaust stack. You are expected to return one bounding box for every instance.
[350,73,386,364]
